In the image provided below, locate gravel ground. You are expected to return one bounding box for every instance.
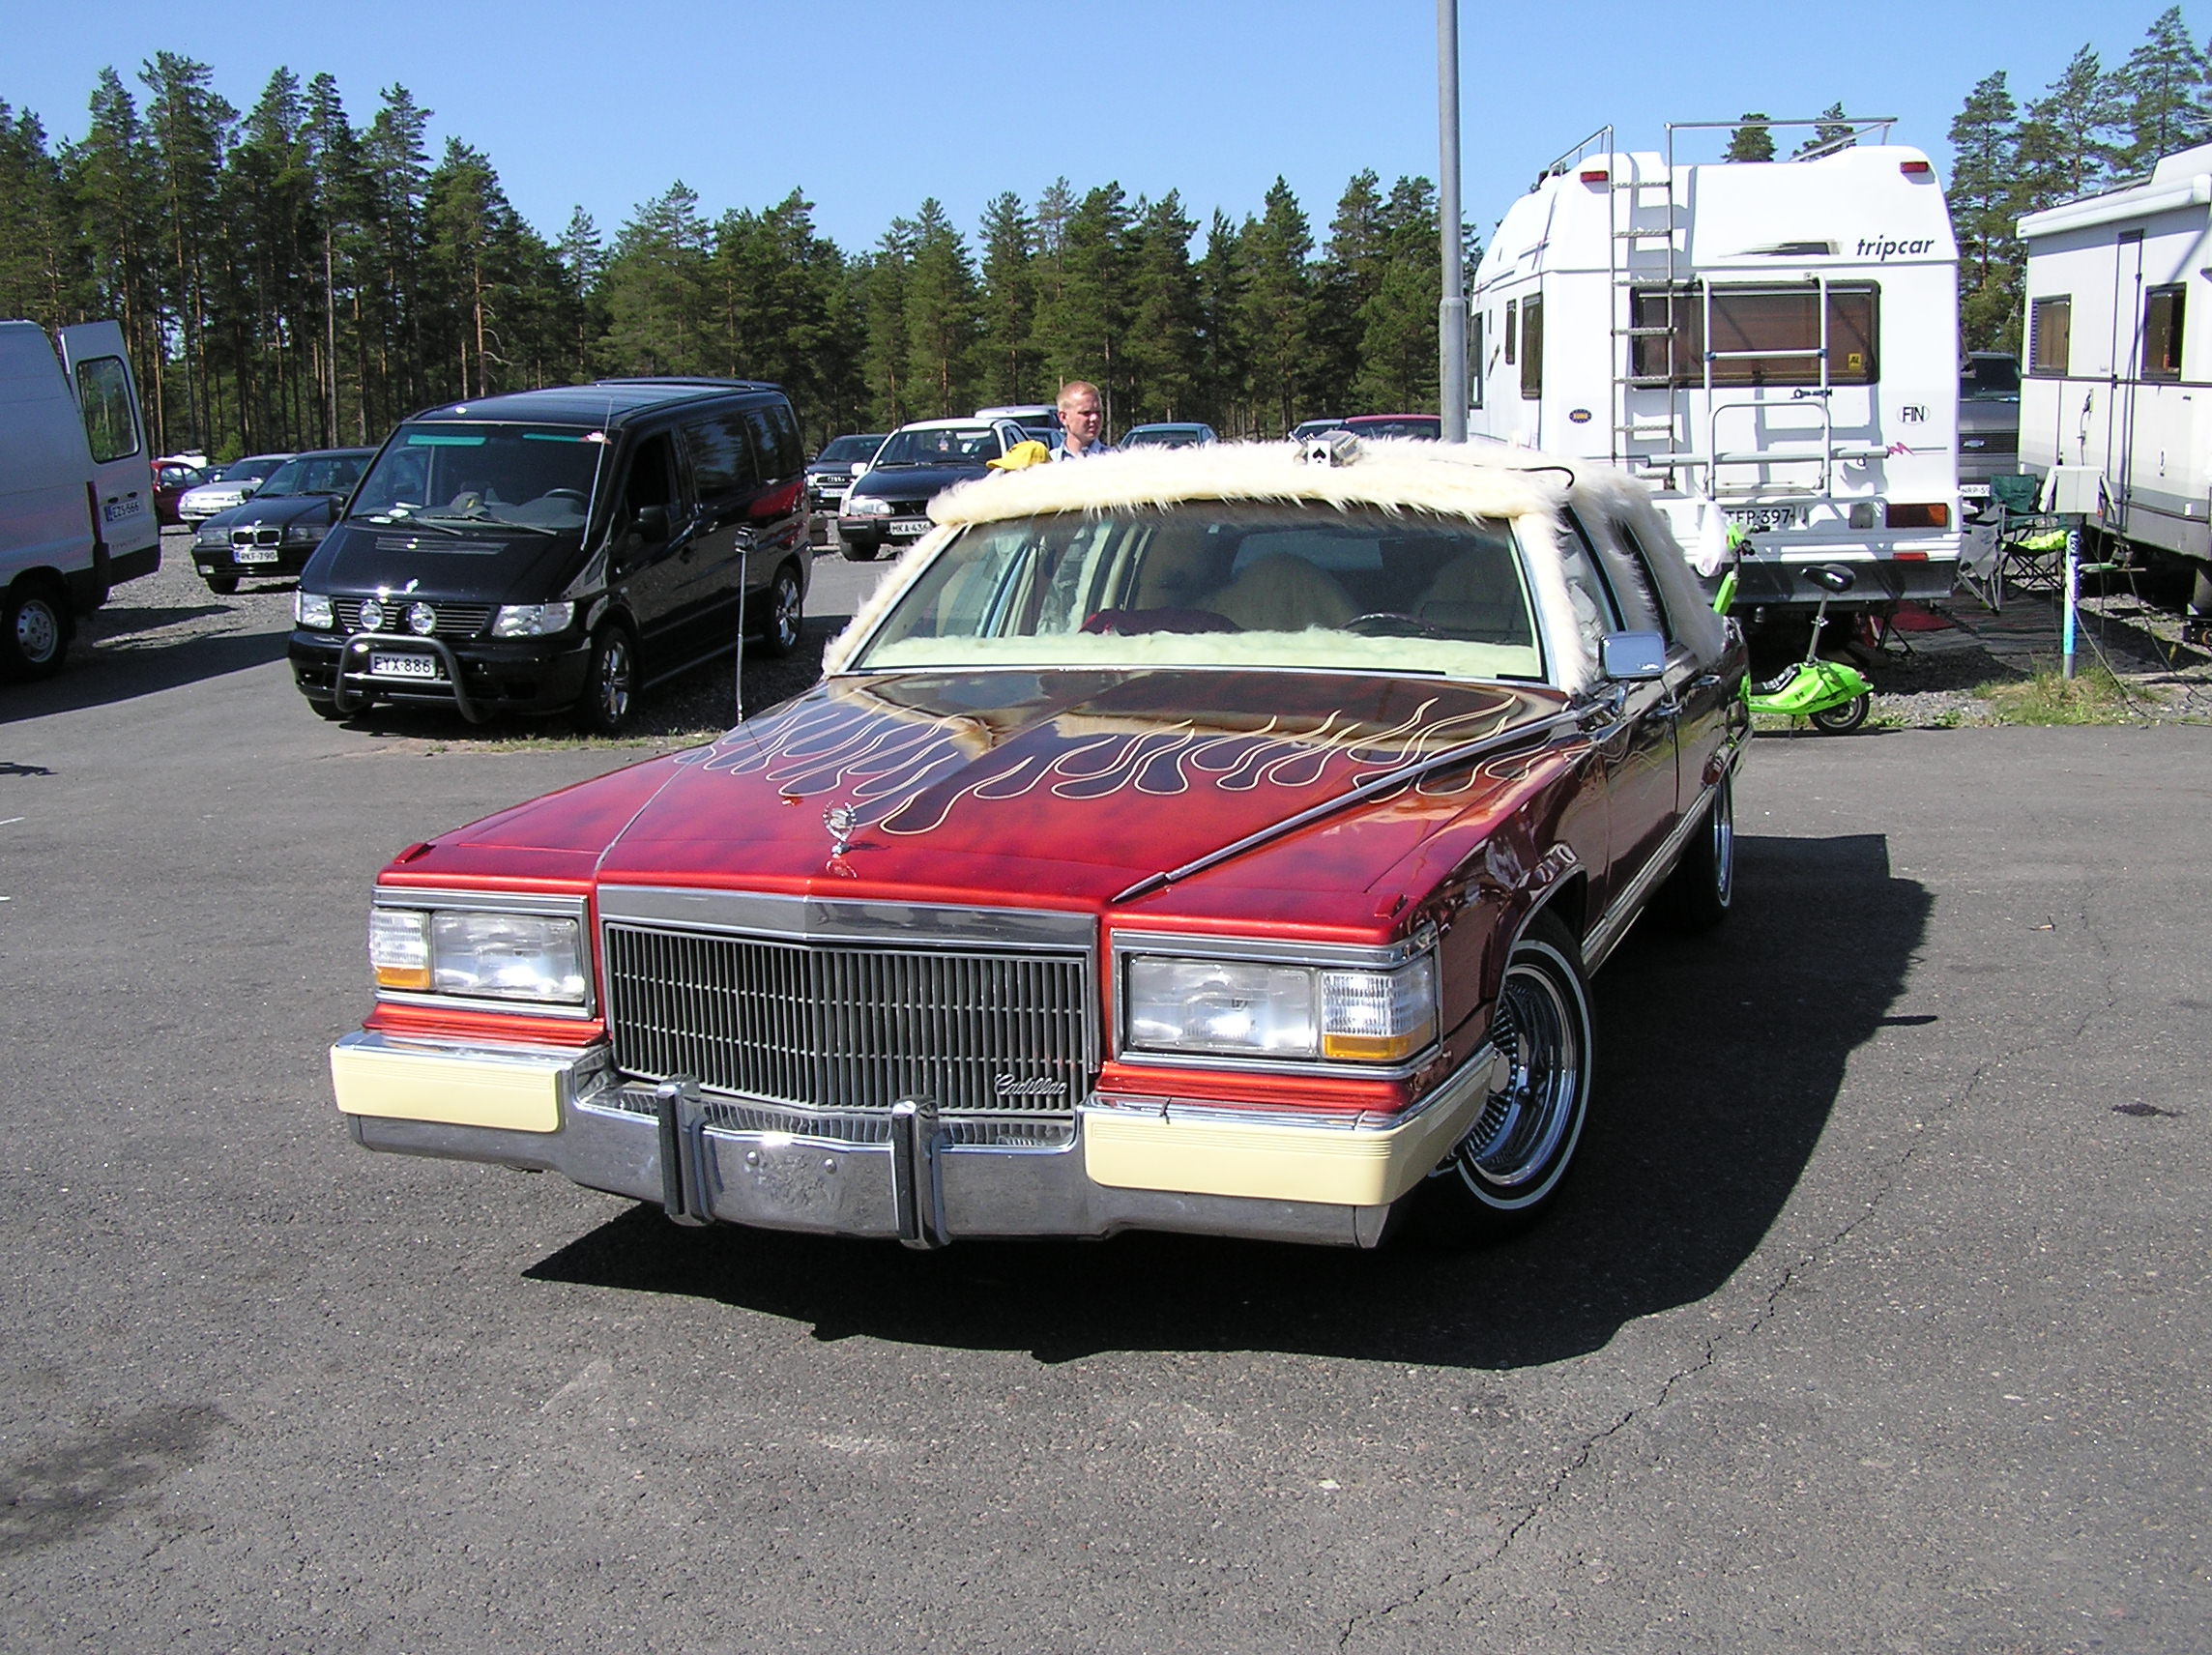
[73,530,2212,744]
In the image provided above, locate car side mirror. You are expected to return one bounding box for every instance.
[1601,630,1667,681]
[632,503,670,542]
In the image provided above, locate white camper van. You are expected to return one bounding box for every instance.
[2019,144,2212,633]
[0,319,160,679]
[1468,121,1963,614]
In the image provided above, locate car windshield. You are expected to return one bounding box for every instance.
[852,503,1545,682]
[258,452,369,498]
[1122,427,1205,448]
[350,422,604,531]
[817,435,884,464]
[872,425,1003,466]
[1961,356,2021,399]
[216,457,284,483]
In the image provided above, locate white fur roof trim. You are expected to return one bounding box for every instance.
[821,441,1625,692]
[931,438,1564,528]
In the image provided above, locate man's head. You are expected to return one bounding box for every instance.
[1057,381,1104,451]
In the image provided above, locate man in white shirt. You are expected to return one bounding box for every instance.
[1053,382,1108,459]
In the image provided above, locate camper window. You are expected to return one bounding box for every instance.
[2028,296,2071,377]
[1504,300,1518,366]
[2143,286,2185,382]
[1470,311,1485,408]
[1521,296,1544,400]
[1630,284,1877,388]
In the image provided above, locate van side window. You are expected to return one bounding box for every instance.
[2028,296,2071,376]
[2144,286,2185,382]
[622,433,679,522]
[73,357,139,463]
[741,403,797,480]
[768,400,803,476]
[681,413,756,501]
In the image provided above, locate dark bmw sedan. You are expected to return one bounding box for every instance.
[835,418,1028,561]
[190,449,375,593]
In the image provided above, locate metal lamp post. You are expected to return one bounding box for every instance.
[1438,0,1469,441]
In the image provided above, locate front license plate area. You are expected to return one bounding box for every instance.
[369,652,441,681]
[235,545,279,564]
[1726,506,1800,534]
[889,517,931,537]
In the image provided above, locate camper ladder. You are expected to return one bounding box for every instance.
[1599,117,1897,493]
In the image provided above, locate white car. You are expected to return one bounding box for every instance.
[176,453,292,524]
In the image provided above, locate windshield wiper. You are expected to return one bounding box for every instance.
[406,513,559,537]
[354,512,467,536]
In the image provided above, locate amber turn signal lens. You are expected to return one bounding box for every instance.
[1885,502,1949,529]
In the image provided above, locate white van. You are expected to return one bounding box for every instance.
[0,319,160,679]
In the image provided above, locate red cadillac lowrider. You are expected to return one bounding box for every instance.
[332,438,1746,1248]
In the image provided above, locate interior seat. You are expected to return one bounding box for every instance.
[1203,554,1357,632]
[1414,548,1530,643]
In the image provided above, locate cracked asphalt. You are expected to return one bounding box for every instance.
[2,544,2207,1653]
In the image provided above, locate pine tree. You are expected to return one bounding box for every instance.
[1353,177,1443,413]
[1193,209,1247,434]
[0,103,74,328]
[2115,6,2211,170]
[598,181,713,376]
[2017,45,2123,208]
[859,218,917,428]
[900,198,979,418]
[140,52,235,450]
[1793,103,1857,157]
[1724,115,1775,162]
[1949,71,2023,353]
[73,72,163,442]
[1122,191,1201,422]
[1237,179,1314,436]
[363,85,432,425]
[1311,170,1386,414]
[975,191,1036,406]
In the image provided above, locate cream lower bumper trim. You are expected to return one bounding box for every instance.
[1082,1049,1499,1207]
[331,1031,600,1135]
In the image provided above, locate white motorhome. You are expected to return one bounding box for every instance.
[2019,144,2212,631]
[1468,121,1963,613]
[0,319,160,679]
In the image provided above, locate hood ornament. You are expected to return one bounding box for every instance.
[823,804,858,858]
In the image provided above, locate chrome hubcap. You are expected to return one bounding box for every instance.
[1456,960,1581,1190]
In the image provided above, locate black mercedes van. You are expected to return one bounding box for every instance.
[288,379,809,732]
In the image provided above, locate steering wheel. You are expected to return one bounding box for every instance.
[1345,612,1448,638]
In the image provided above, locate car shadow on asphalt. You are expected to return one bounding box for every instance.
[0,625,292,725]
[525,831,1931,1369]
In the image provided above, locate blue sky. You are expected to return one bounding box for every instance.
[6,1,2191,255]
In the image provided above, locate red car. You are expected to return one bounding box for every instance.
[154,459,207,527]
[332,438,1745,1249]
[1341,413,1442,441]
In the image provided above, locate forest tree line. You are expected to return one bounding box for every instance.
[0,52,1454,460]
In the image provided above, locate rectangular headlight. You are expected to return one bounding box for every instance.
[491,601,575,638]
[296,591,335,628]
[1125,953,1439,1064]
[368,907,586,1005]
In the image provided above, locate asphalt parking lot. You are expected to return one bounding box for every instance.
[2,537,2207,1652]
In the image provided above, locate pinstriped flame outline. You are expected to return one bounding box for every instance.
[675,682,1526,843]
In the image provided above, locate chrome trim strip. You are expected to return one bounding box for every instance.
[333,1029,614,1107]
[1110,709,1583,904]
[369,887,597,1020]
[1108,1046,1435,1083]
[1583,772,1720,973]
[595,885,1094,950]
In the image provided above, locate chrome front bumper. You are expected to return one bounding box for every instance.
[334,1031,1501,1249]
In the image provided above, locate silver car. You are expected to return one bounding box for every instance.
[176,453,293,524]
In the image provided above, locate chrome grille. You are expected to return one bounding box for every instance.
[603,924,1092,1116]
[335,598,495,637]
[231,525,281,547]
